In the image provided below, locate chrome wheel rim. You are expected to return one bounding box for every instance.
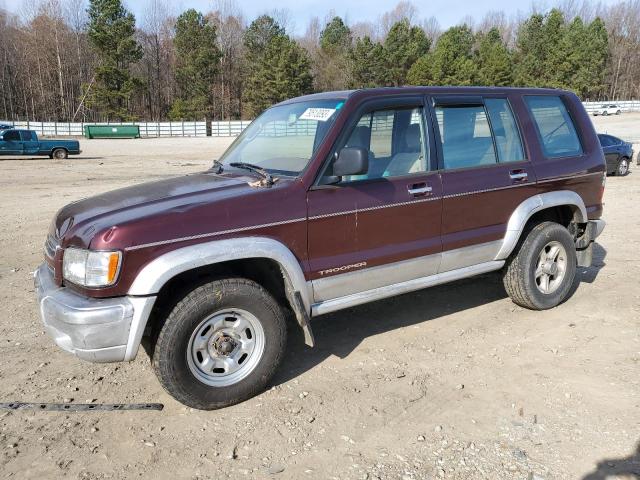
[618,159,628,175]
[187,309,265,387]
[535,241,568,294]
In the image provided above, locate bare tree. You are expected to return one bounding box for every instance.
[139,0,173,119]
[420,16,441,44]
[380,1,418,37]
[210,0,246,119]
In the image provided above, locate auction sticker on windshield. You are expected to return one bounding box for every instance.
[299,108,336,122]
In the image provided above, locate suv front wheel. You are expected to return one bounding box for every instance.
[503,221,577,310]
[152,278,287,410]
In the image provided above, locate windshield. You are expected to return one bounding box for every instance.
[219,99,344,176]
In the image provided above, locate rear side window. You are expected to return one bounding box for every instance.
[435,105,497,170]
[525,96,583,158]
[19,130,34,141]
[485,99,525,163]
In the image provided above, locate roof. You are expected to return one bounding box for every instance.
[276,86,571,107]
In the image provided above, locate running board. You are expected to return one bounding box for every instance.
[311,260,505,316]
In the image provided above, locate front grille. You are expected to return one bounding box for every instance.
[44,234,59,259]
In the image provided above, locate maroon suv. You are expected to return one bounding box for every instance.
[35,87,606,409]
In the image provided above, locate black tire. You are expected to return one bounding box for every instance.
[617,157,629,176]
[52,148,68,159]
[503,221,577,310]
[152,278,287,410]
[616,110,621,115]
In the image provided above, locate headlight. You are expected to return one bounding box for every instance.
[62,248,122,287]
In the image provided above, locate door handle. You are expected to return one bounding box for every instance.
[509,170,528,182]
[407,183,432,196]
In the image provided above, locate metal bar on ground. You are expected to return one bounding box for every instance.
[0,402,164,412]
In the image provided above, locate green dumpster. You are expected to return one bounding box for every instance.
[84,125,140,139]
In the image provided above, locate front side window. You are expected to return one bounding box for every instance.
[339,106,428,182]
[525,96,583,158]
[484,99,525,163]
[435,105,497,170]
[219,99,343,176]
[3,130,20,141]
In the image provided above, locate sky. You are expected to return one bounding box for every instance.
[1,0,623,35]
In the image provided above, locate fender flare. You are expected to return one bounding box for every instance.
[494,190,587,260]
[124,237,312,360]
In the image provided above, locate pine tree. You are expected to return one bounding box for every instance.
[243,17,312,117]
[243,15,284,66]
[315,16,352,91]
[169,9,221,120]
[475,28,513,86]
[583,18,608,99]
[85,0,143,120]
[349,36,386,88]
[407,25,476,86]
[514,9,567,88]
[383,20,430,86]
[543,9,568,88]
[320,17,351,52]
[513,14,547,87]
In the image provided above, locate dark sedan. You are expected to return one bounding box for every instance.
[0,123,13,130]
[598,134,634,176]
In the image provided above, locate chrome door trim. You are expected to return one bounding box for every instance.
[311,260,504,316]
[440,240,503,272]
[311,252,441,303]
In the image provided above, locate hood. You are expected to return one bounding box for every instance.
[53,171,289,249]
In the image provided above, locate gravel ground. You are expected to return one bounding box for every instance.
[0,114,638,480]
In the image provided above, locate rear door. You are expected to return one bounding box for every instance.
[307,96,443,303]
[0,130,23,155]
[432,95,538,272]
[20,130,39,155]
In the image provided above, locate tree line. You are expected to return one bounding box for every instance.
[0,0,639,122]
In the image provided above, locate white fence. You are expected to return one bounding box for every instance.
[2,100,639,138]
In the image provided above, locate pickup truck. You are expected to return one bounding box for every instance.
[0,129,80,159]
[35,87,606,410]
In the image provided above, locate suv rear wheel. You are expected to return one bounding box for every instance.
[152,278,287,410]
[503,221,577,310]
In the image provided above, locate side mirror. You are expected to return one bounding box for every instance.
[333,147,369,177]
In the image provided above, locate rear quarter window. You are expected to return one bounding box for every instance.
[525,96,583,158]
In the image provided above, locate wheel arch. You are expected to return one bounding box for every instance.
[495,190,587,260]
[125,237,314,360]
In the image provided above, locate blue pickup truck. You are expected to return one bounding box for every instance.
[0,128,80,159]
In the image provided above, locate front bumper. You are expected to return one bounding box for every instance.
[34,263,155,363]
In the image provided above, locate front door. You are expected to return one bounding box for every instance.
[432,95,538,271]
[307,97,443,303]
[0,130,22,155]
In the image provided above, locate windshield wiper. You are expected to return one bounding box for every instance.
[229,162,275,187]
[211,159,224,174]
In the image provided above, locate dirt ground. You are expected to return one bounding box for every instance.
[0,113,639,480]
